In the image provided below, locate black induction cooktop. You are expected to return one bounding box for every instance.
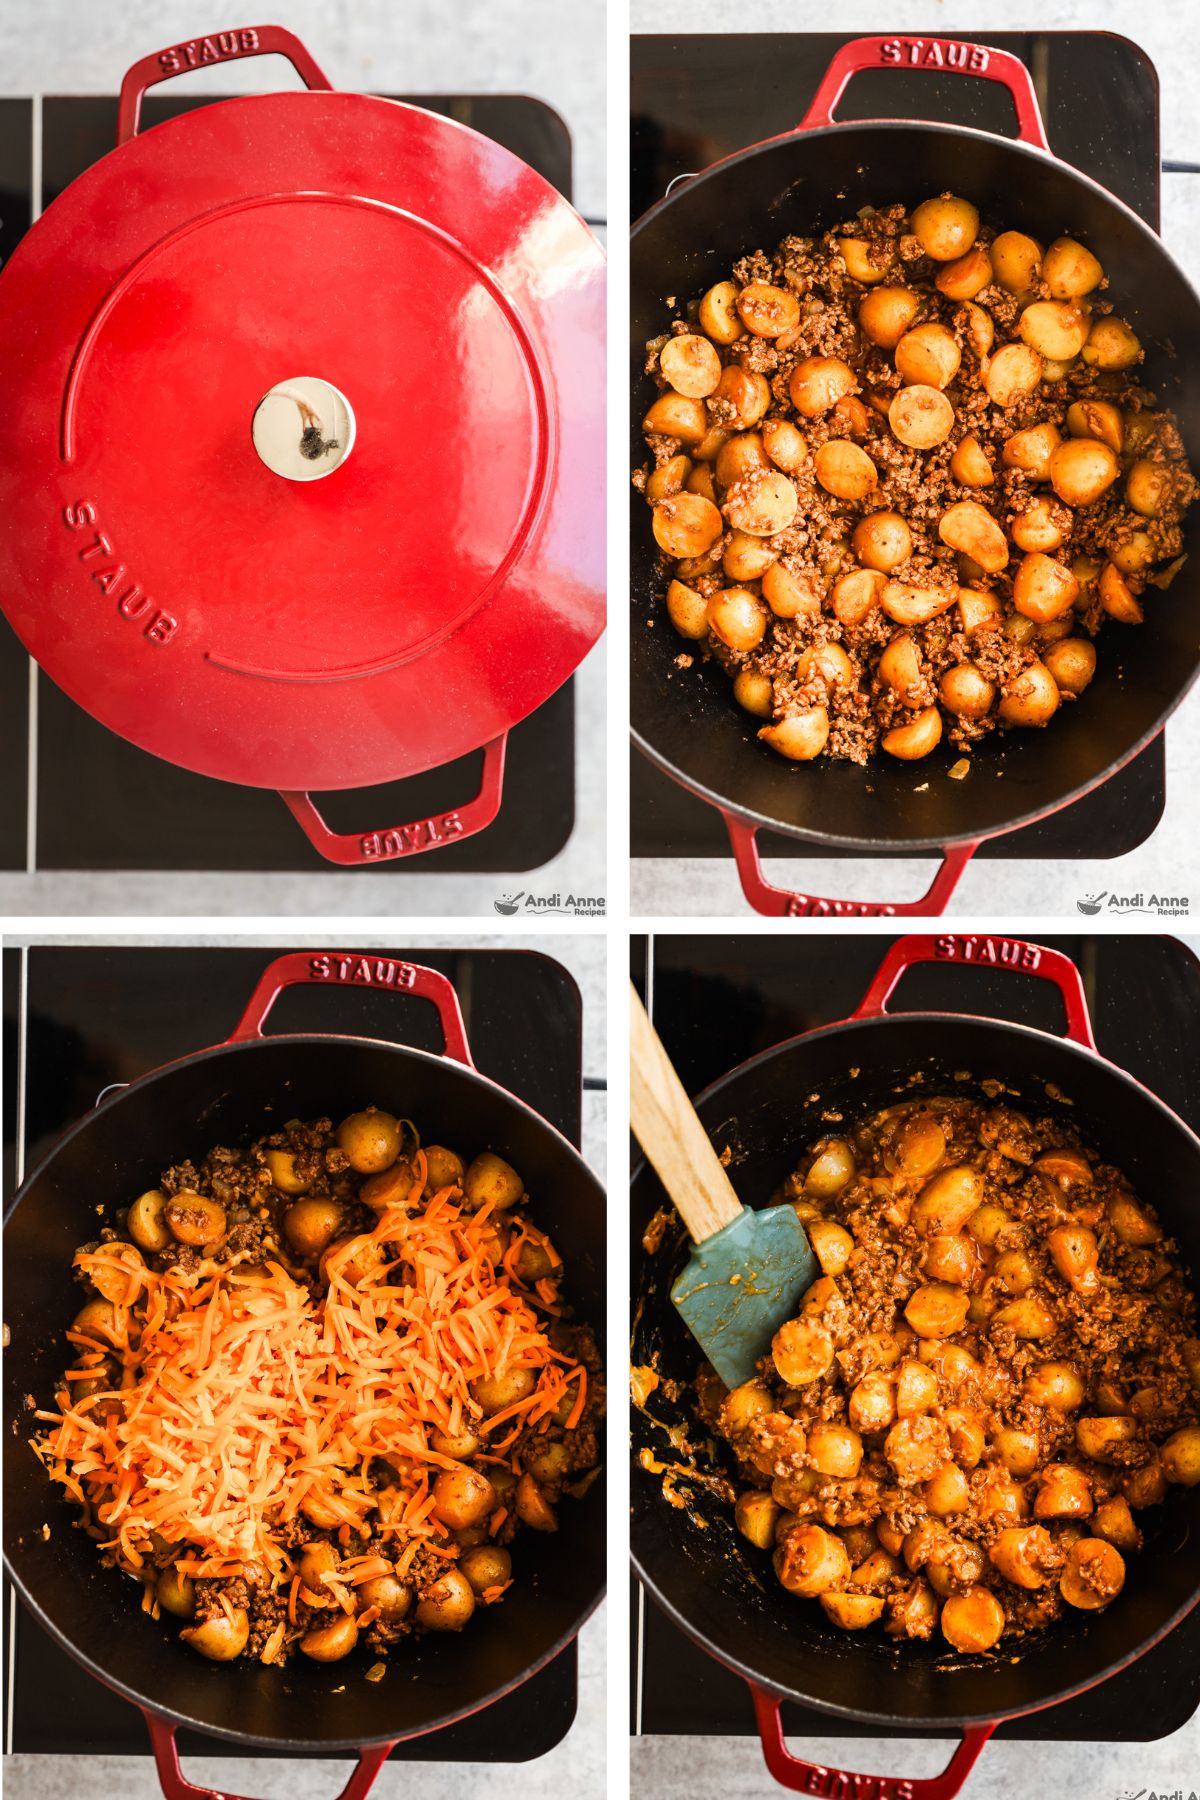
[630,31,1170,871]
[630,931,1200,1745]
[2,943,585,1763]
[0,91,576,877]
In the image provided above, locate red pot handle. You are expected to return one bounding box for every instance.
[798,34,1049,151]
[280,734,507,868]
[117,24,333,144]
[144,1713,396,1800]
[226,950,474,1065]
[721,813,977,917]
[853,933,1097,1049]
[752,1688,994,1799]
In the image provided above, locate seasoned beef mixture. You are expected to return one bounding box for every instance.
[636,194,1196,767]
[32,1110,603,1669]
[703,1097,1200,1652]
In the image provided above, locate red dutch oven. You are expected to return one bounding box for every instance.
[631,933,1200,1797]
[0,27,605,865]
[630,35,1200,914]
[4,951,606,1800]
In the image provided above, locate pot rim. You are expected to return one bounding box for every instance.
[630,1006,1200,1728]
[638,1007,1200,1158]
[5,1028,606,1751]
[628,717,1173,854]
[4,1027,604,1228]
[630,115,1200,853]
[631,114,1174,251]
[629,1544,1200,1730]
[9,1567,603,1755]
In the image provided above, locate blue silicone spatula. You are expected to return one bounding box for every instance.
[630,986,819,1389]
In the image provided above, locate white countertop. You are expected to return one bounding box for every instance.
[630,0,1200,921]
[0,0,606,921]
[631,1717,1200,1800]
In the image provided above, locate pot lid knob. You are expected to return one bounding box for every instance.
[251,376,355,481]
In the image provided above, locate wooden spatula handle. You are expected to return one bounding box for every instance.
[629,984,745,1244]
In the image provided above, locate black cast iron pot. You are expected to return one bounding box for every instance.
[631,933,1200,1797]
[631,35,1200,915]
[5,952,606,1800]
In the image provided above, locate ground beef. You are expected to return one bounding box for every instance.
[245,1586,289,1659]
[708,1096,1200,1652]
[638,195,1196,770]
[40,1113,603,1673]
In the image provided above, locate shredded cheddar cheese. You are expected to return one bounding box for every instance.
[32,1159,583,1595]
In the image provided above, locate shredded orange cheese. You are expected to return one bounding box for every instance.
[32,1160,584,1596]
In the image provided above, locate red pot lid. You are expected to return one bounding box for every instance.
[0,30,605,790]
